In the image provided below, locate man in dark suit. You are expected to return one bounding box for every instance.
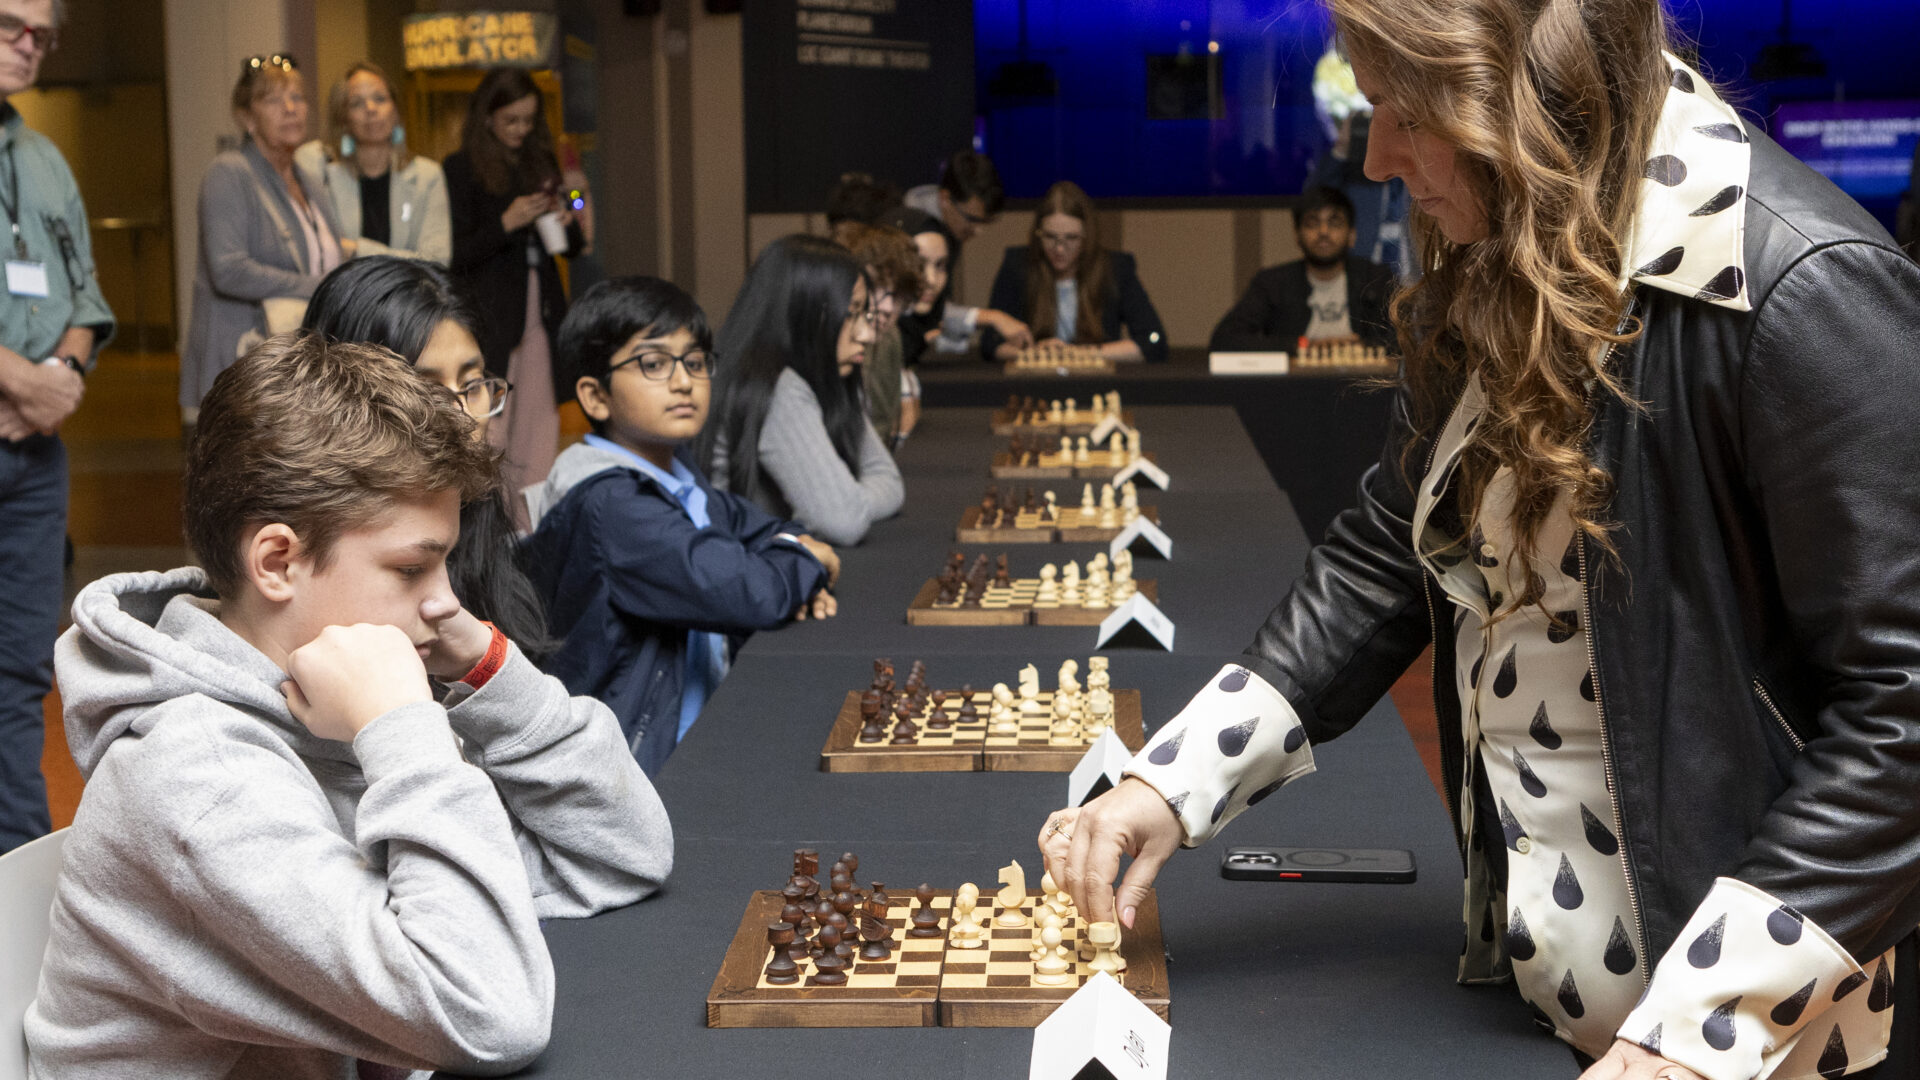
[1209,187,1397,353]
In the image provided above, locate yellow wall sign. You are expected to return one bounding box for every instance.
[403,12,557,71]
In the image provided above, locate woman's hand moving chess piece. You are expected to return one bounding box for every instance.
[1037,779,1182,930]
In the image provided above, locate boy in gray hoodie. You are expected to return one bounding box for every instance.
[26,335,674,1078]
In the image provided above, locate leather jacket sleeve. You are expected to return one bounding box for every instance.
[1735,239,1920,962]
[1238,387,1435,743]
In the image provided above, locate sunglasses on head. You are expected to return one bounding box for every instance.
[240,53,298,81]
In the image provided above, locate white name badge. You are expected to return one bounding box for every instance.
[1111,457,1170,491]
[6,260,49,298]
[1029,971,1170,1080]
[1068,728,1135,808]
[1095,593,1175,652]
[1088,413,1134,446]
[1109,517,1173,561]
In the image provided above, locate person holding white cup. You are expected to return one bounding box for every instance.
[443,68,589,510]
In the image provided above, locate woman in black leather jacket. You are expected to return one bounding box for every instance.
[1043,2,1920,1078]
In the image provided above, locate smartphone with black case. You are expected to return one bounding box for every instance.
[1221,846,1416,884]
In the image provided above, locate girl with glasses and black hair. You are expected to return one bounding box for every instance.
[303,255,554,662]
[696,234,904,546]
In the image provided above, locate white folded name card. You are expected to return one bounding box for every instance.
[1111,457,1170,491]
[1029,971,1170,1080]
[1207,350,1290,375]
[1069,728,1135,808]
[1109,516,1172,560]
[1087,413,1134,446]
[1095,594,1175,652]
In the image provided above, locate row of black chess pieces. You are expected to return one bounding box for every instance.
[764,849,940,986]
[980,483,1052,526]
[936,551,1012,605]
[859,657,981,744]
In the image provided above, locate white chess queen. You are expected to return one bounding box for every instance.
[1040,0,1920,1077]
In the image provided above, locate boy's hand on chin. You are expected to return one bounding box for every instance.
[282,624,433,741]
[419,606,494,681]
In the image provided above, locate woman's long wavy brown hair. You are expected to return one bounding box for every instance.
[1024,181,1114,346]
[1330,0,1672,610]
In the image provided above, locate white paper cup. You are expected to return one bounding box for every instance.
[535,211,568,255]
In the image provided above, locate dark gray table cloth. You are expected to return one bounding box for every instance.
[474,406,1574,1078]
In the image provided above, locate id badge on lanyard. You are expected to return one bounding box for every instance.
[0,145,47,297]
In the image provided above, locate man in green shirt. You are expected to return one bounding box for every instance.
[0,0,115,853]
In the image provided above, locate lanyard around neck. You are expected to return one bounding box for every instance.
[0,144,25,260]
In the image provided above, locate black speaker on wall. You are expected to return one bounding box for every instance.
[623,0,661,15]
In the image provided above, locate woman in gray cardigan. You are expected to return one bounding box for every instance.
[294,62,450,265]
[182,54,344,414]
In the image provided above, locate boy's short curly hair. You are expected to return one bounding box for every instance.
[185,333,500,596]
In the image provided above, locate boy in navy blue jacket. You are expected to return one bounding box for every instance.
[524,277,839,776]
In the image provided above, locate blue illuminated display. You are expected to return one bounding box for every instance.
[974,0,1920,218]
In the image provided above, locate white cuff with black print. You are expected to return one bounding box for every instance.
[1618,877,1891,1080]
[1122,664,1315,847]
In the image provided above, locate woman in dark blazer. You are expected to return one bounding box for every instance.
[979,181,1169,364]
[443,68,585,505]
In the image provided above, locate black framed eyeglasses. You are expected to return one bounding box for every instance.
[456,377,512,419]
[612,349,715,381]
[0,13,57,54]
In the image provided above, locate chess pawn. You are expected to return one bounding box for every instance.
[1056,435,1072,461]
[1082,688,1114,737]
[1074,436,1091,466]
[1064,397,1078,422]
[1036,565,1059,603]
[1060,574,1082,605]
[1081,482,1096,513]
[949,883,985,949]
[1113,550,1134,584]
[809,926,849,985]
[1048,399,1063,422]
[1057,658,1080,694]
[1033,925,1073,985]
[909,883,943,938]
[990,682,1015,720]
[1087,920,1127,975]
[1108,432,1126,466]
[763,921,802,985]
[1098,502,1118,529]
[1107,390,1121,415]
[1030,910,1065,960]
[926,689,951,729]
[1127,430,1142,462]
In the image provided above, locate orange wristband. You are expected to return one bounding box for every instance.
[458,621,510,690]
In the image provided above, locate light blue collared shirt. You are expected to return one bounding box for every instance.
[583,435,730,741]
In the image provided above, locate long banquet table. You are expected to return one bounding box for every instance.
[469,405,1572,1079]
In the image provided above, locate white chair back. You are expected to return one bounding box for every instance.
[0,829,69,1080]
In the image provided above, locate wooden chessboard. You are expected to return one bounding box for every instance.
[706,888,1169,1028]
[1002,343,1114,376]
[819,688,1145,772]
[990,407,1136,436]
[906,577,1158,626]
[957,504,1159,544]
[990,450,1155,481]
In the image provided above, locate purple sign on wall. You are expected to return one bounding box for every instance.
[1774,100,1920,201]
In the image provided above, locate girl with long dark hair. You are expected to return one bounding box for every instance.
[302,255,555,661]
[442,68,586,509]
[979,181,1169,364]
[696,234,904,546]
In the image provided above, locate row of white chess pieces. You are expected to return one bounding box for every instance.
[985,657,1116,741]
[1038,551,1136,607]
[1032,392,1122,422]
[1037,481,1140,528]
[945,862,1126,983]
[1013,342,1109,368]
[1046,431,1143,467]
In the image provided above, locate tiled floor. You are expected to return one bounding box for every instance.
[37,353,1447,829]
